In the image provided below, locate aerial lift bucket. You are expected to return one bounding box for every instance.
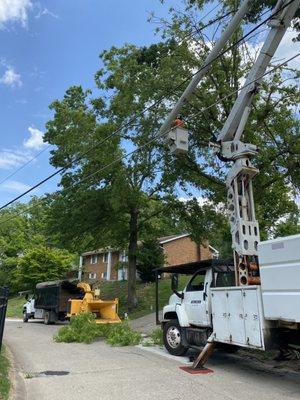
[67,282,121,324]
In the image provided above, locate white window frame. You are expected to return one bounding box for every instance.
[90,255,98,264]
[103,253,108,263]
[119,250,128,263]
[88,272,97,280]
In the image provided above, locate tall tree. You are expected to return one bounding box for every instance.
[151,0,300,239]
[44,78,177,311]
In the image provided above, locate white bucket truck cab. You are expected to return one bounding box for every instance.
[157,259,264,356]
[157,234,300,359]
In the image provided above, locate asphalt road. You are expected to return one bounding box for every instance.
[4,319,300,400]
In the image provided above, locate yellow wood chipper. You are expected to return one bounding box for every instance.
[67,282,121,324]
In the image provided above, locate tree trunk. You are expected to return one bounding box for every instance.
[127,207,138,312]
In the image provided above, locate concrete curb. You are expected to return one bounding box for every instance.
[5,343,27,400]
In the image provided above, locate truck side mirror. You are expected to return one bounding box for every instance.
[171,274,184,299]
[203,282,209,300]
[171,274,179,291]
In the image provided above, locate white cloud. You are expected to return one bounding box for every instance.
[0,67,22,87]
[0,180,31,192]
[0,0,32,28]
[23,126,45,150]
[244,29,300,71]
[35,7,58,19]
[0,149,32,169]
[274,29,300,70]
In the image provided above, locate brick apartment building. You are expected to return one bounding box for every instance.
[80,233,219,282]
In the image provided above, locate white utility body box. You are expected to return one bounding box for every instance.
[211,286,265,349]
[259,234,300,323]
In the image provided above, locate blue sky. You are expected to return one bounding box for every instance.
[0,0,299,207]
[0,0,185,205]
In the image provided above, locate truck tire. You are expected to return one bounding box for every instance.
[44,311,51,325]
[163,320,188,356]
[23,311,29,323]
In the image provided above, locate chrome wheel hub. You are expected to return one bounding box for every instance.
[166,326,181,349]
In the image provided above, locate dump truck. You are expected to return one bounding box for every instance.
[23,280,83,324]
[67,282,121,324]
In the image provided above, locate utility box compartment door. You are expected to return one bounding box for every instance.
[211,286,264,349]
[243,289,262,347]
[228,290,246,345]
[211,290,229,342]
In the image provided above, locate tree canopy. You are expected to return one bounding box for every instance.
[0,0,298,310]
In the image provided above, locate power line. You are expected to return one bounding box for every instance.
[1,51,298,225]
[0,145,51,186]
[0,1,295,212]
[0,5,229,191]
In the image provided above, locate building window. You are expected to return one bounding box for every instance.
[119,251,128,263]
[103,253,108,263]
[89,272,97,280]
[101,272,107,279]
[90,255,98,264]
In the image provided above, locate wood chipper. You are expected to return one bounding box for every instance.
[67,282,121,324]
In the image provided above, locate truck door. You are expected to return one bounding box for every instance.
[184,271,210,327]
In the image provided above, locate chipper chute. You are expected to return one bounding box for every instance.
[67,282,121,324]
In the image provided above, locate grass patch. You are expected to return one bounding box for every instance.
[143,328,164,347]
[149,328,163,346]
[54,313,141,346]
[0,346,10,400]
[6,297,24,318]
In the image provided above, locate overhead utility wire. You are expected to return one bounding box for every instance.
[1,51,298,225]
[0,1,295,211]
[0,5,229,190]
[0,145,51,186]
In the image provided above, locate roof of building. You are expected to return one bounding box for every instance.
[157,233,189,244]
[81,233,219,256]
[81,247,117,257]
[158,233,219,254]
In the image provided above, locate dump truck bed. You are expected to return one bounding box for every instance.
[35,280,83,313]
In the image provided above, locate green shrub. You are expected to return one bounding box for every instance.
[142,328,163,347]
[54,313,104,344]
[54,313,141,346]
[106,323,141,346]
[150,328,163,346]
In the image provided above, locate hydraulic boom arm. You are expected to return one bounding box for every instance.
[162,0,299,285]
[217,0,300,285]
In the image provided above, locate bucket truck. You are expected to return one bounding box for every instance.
[159,0,300,367]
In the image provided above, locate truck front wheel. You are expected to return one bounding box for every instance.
[23,311,29,323]
[163,320,188,356]
[44,311,51,325]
